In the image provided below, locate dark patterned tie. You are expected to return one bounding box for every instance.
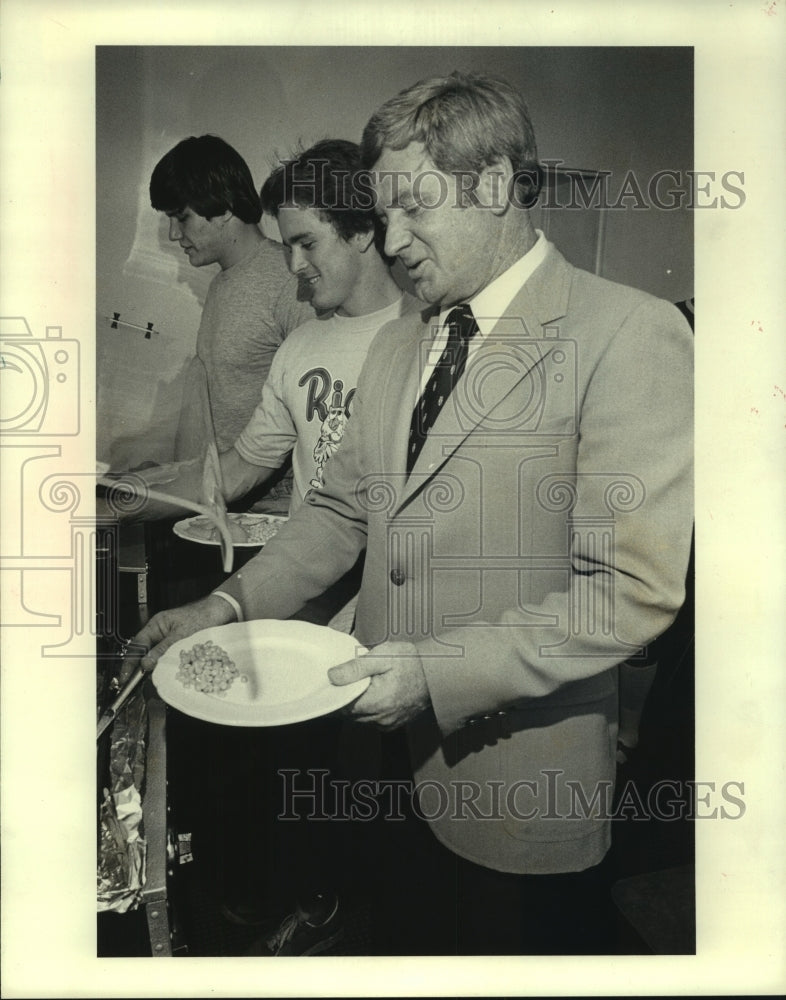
[407,303,479,474]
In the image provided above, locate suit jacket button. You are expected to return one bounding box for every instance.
[390,568,406,586]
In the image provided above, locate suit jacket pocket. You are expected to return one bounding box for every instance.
[500,693,617,843]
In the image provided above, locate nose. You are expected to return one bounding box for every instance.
[168,217,182,242]
[383,212,412,259]
[288,245,307,275]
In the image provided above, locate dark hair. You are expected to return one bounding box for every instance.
[361,71,542,207]
[260,138,388,256]
[149,134,262,223]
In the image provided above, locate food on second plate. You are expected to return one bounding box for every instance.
[185,514,283,545]
[243,516,283,545]
[185,517,221,541]
[175,639,243,695]
[228,519,249,543]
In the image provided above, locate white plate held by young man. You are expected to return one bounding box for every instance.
[152,620,369,726]
[173,512,288,548]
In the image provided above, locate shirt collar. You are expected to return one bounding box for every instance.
[438,230,549,338]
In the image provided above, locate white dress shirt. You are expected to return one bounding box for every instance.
[417,230,549,396]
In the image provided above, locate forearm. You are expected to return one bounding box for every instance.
[215,498,366,621]
[216,426,369,621]
[219,446,277,503]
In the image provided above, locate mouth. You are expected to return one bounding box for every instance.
[300,274,321,292]
[403,259,426,279]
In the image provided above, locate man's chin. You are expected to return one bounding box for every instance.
[311,293,341,312]
[409,276,437,304]
[415,285,444,308]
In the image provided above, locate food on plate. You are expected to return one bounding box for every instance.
[181,514,284,546]
[228,519,250,543]
[184,517,221,541]
[175,639,244,695]
[243,516,283,545]
[183,516,246,543]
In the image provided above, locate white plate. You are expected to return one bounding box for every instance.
[173,512,288,548]
[151,620,369,726]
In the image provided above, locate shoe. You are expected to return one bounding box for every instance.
[245,894,344,957]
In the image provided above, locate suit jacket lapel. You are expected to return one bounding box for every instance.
[394,244,574,513]
[375,308,437,482]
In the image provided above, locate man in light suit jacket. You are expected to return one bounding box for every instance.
[134,72,694,954]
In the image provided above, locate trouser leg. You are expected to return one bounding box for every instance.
[266,714,345,908]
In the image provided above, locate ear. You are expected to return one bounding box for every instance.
[477,156,515,216]
[352,229,376,254]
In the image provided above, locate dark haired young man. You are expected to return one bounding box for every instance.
[129,138,415,537]
[149,135,312,463]
[212,138,417,520]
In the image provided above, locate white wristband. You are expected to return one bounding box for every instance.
[212,591,244,623]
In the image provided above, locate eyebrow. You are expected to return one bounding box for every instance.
[373,174,428,211]
[280,229,315,248]
[374,188,417,213]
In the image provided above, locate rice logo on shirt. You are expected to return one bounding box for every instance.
[299,367,356,491]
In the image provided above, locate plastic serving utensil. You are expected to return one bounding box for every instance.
[97,475,234,572]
